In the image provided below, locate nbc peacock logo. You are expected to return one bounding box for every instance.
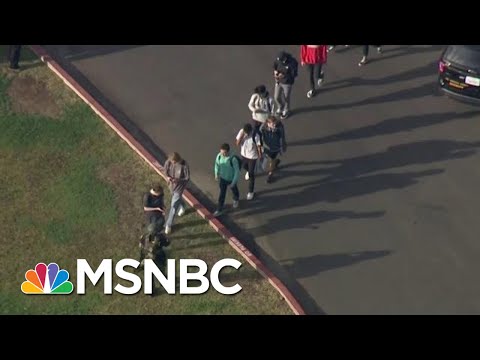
[21,263,74,294]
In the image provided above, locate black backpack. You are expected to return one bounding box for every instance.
[287,55,299,78]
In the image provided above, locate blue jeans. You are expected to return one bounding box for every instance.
[166,191,185,228]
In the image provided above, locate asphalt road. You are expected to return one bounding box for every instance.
[45,45,480,314]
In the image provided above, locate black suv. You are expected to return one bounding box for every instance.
[438,45,480,103]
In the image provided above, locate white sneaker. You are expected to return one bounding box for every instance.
[165,226,171,235]
[247,192,254,200]
[245,172,249,181]
[232,200,239,208]
[377,47,382,54]
[307,90,314,98]
[213,209,223,217]
[317,77,324,87]
[177,206,185,217]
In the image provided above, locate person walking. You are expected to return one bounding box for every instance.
[358,45,383,66]
[260,116,287,183]
[236,123,262,200]
[163,152,190,235]
[300,45,328,98]
[248,84,275,138]
[213,143,240,217]
[273,51,298,120]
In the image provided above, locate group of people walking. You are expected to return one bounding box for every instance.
[139,44,385,258]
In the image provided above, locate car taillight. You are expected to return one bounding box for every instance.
[439,61,446,73]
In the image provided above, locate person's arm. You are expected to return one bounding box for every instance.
[164,160,173,182]
[255,134,263,158]
[248,94,258,114]
[143,193,165,213]
[320,45,328,64]
[231,157,240,186]
[180,162,190,182]
[273,60,280,79]
[235,129,244,147]
[214,154,219,180]
[281,125,287,153]
[268,97,275,114]
[300,45,307,66]
[159,195,166,212]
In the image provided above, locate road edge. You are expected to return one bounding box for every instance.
[29,45,306,315]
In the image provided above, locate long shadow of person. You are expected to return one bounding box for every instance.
[280,250,392,278]
[270,139,480,186]
[248,209,386,238]
[288,111,480,148]
[238,139,480,220]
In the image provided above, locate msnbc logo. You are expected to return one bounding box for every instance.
[21,263,74,294]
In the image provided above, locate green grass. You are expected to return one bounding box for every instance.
[0,46,293,315]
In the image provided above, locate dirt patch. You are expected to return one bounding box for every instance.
[7,76,62,118]
[98,164,142,231]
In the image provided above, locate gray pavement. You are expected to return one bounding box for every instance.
[45,45,480,314]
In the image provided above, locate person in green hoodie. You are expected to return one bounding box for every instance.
[213,143,240,217]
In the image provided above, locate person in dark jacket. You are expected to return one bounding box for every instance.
[273,51,298,120]
[260,116,287,183]
[143,183,166,228]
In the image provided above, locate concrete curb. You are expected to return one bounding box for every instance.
[29,45,306,315]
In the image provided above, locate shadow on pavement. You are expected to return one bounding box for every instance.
[331,45,444,59]
[247,210,386,238]
[239,169,444,219]
[281,250,392,278]
[238,139,480,220]
[294,82,438,115]
[325,60,438,90]
[44,45,144,62]
[289,111,480,147]
[276,139,480,183]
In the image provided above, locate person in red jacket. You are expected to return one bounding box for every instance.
[300,45,328,98]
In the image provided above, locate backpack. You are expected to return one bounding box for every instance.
[287,55,299,78]
[229,155,242,169]
[217,154,242,169]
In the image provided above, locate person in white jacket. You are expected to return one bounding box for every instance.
[248,85,275,139]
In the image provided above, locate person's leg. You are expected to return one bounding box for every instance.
[274,82,284,114]
[269,151,280,172]
[216,178,228,212]
[265,150,278,183]
[165,191,181,229]
[282,84,292,115]
[247,158,256,197]
[363,45,370,57]
[8,45,21,70]
[177,196,186,216]
[359,45,369,66]
[307,64,315,93]
[230,181,240,207]
[316,63,324,86]
[242,156,250,180]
